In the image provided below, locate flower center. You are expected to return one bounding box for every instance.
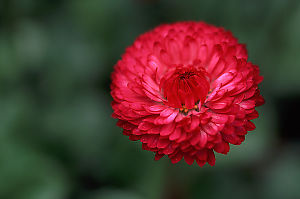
[160,65,210,111]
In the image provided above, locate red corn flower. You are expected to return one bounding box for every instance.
[111,21,264,166]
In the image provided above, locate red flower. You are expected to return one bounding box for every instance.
[111,21,264,166]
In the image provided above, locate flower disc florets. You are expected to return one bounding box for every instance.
[111,21,264,166]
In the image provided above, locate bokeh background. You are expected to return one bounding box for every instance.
[1,0,300,199]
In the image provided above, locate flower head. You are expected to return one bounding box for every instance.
[111,21,264,166]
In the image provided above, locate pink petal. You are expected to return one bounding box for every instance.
[147,105,166,112]
[160,123,175,136]
[160,108,175,117]
[207,150,216,166]
[245,121,256,131]
[214,141,230,154]
[184,155,194,165]
[198,44,208,63]
[154,153,164,161]
[169,128,182,141]
[239,100,255,109]
[196,149,208,160]
[189,115,200,131]
[157,138,170,148]
[138,122,153,130]
[190,132,201,146]
[211,114,228,123]
[170,153,183,164]
[199,130,208,148]
[163,145,175,155]
[143,89,163,102]
[196,159,206,167]
[213,71,235,87]
[202,122,219,135]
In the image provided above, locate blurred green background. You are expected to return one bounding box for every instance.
[1,0,300,199]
